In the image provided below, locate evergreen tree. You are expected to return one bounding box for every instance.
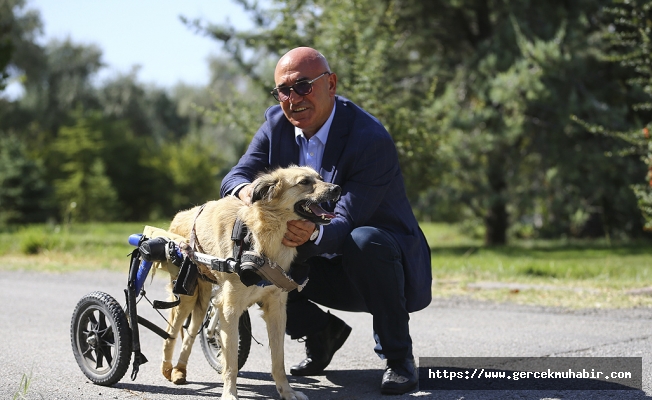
[53,110,119,222]
[193,0,640,243]
[598,0,652,229]
[0,134,50,224]
[0,0,43,91]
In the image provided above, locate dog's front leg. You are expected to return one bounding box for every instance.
[262,292,308,400]
[218,305,241,400]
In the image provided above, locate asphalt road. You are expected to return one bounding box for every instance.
[1,269,651,400]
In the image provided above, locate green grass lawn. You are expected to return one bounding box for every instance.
[421,222,652,308]
[0,221,169,273]
[2,221,652,309]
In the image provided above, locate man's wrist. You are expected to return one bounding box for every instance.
[231,183,249,199]
[309,225,324,244]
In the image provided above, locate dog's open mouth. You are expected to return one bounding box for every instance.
[294,201,336,225]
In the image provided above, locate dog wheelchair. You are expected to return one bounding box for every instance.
[70,226,252,386]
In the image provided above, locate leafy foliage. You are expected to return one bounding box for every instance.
[0,0,43,91]
[52,110,119,222]
[578,0,652,229]
[196,0,645,244]
[0,135,49,224]
[0,0,649,246]
[0,3,254,225]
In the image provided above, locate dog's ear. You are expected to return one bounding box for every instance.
[251,175,280,203]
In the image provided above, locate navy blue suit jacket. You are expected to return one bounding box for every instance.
[221,96,432,312]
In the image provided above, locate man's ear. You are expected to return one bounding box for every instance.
[250,176,279,203]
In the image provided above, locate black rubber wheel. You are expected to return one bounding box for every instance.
[200,304,251,373]
[70,291,132,386]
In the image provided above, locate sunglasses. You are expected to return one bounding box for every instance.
[270,72,331,102]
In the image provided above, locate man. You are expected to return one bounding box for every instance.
[220,47,432,395]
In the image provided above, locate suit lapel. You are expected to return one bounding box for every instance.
[320,100,351,183]
[277,122,300,167]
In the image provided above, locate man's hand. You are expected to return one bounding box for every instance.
[238,184,253,204]
[283,220,317,247]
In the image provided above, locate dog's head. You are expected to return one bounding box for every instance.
[250,166,341,225]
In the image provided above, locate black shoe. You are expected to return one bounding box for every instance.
[290,312,352,376]
[381,357,418,395]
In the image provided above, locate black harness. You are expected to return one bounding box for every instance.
[208,217,251,273]
[189,203,308,291]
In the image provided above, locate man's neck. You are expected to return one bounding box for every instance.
[300,100,336,140]
[303,130,317,140]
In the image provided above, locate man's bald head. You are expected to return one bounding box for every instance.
[272,47,337,137]
[275,47,331,77]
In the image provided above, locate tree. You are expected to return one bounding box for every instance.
[99,69,190,142]
[0,0,43,91]
[172,56,268,176]
[0,134,50,224]
[583,0,652,229]
[1,4,242,222]
[53,110,119,222]
[9,38,105,193]
[0,0,16,90]
[0,0,44,132]
[191,0,643,244]
[185,0,442,202]
[23,39,103,136]
[427,3,644,242]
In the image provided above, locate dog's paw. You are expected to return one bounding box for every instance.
[171,366,187,384]
[219,394,239,400]
[161,361,173,381]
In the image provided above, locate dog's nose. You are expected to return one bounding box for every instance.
[330,185,342,197]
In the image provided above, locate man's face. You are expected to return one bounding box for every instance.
[274,58,336,136]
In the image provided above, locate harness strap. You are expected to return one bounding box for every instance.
[231,217,249,261]
[240,251,308,292]
[152,296,181,309]
[188,203,219,284]
[211,257,237,273]
[190,204,207,253]
[189,214,308,292]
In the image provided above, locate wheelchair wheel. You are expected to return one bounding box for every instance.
[70,291,132,386]
[200,303,251,373]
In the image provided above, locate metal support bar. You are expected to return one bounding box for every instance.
[126,249,148,380]
[137,315,171,340]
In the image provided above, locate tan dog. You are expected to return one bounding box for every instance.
[160,166,341,400]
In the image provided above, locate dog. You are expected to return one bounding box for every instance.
[159,165,341,400]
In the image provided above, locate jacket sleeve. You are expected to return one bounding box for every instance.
[220,115,274,198]
[300,124,400,257]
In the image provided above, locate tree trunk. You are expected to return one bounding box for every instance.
[484,158,508,246]
[485,198,508,246]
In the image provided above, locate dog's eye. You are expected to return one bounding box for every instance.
[298,178,312,185]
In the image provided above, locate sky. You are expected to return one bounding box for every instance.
[6,0,257,97]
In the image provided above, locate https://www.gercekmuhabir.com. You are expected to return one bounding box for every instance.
[418,357,642,391]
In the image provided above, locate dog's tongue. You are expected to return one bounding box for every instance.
[309,203,336,220]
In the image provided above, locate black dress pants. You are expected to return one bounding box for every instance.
[286,226,413,360]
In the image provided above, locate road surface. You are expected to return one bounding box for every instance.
[1,269,651,399]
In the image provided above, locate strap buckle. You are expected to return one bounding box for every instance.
[211,257,237,273]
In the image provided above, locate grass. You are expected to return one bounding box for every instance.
[0,221,169,273]
[421,222,652,309]
[13,369,41,400]
[1,221,652,309]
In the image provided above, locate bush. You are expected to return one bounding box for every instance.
[17,227,56,255]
